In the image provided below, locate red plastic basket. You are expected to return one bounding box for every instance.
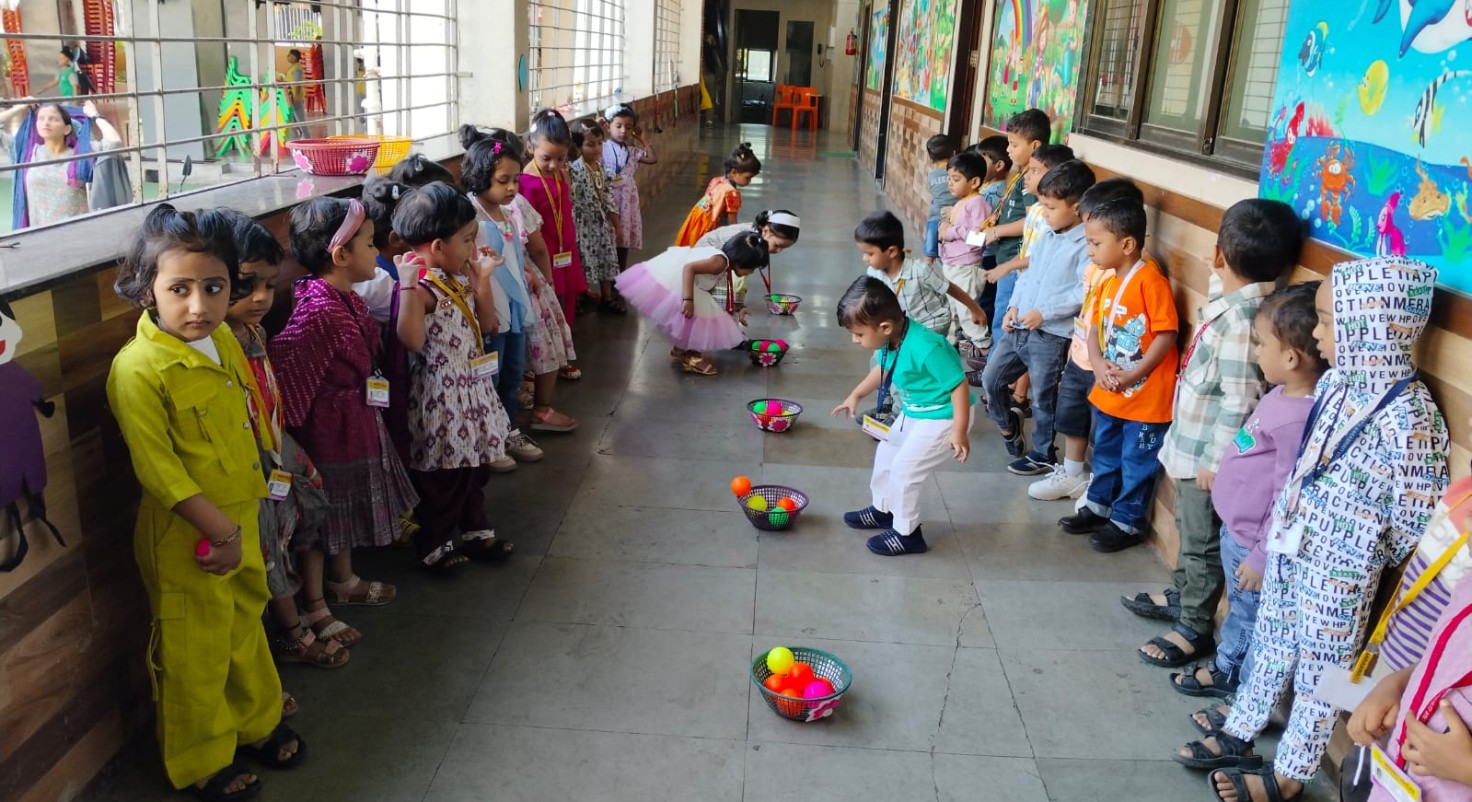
[286,138,381,176]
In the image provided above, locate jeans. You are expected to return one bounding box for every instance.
[977,254,998,325]
[981,328,1070,457]
[1054,360,1095,439]
[1215,525,1261,684]
[991,270,1018,343]
[487,329,528,423]
[1084,410,1166,533]
[924,218,941,259]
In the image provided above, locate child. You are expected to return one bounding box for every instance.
[695,208,802,255]
[1168,283,1326,703]
[1184,257,1449,802]
[394,182,513,573]
[272,197,415,633]
[674,142,761,246]
[107,205,301,798]
[936,150,994,355]
[519,108,588,326]
[389,152,457,188]
[973,135,1011,215]
[1028,178,1148,501]
[1133,199,1305,670]
[615,231,770,376]
[853,210,987,340]
[982,159,1094,475]
[221,209,347,673]
[832,276,971,557]
[978,108,1050,343]
[602,102,658,270]
[1056,198,1178,552]
[568,119,623,313]
[924,134,959,263]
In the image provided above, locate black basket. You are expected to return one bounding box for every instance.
[738,485,809,531]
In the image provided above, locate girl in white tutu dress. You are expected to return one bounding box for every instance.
[616,230,769,375]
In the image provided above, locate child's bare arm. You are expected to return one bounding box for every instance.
[526,229,555,281]
[395,284,434,353]
[948,381,971,462]
[946,282,988,327]
[986,256,1027,283]
[173,494,245,574]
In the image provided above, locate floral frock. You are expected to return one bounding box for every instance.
[570,159,619,286]
[602,140,645,250]
[509,196,577,374]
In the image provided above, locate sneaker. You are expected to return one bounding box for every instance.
[843,506,894,530]
[867,526,929,556]
[506,430,544,463]
[1001,409,1027,458]
[1058,507,1109,534]
[1010,395,1032,419]
[1029,467,1091,501]
[1007,450,1056,476]
[1090,522,1146,553]
[489,454,517,473]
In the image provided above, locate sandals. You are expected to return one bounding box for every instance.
[1121,588,1181,620]
[462,532,515,563]
[424,549,470,575]
[1190,705,1230,736]
[276,626,350,669]
[559,365,583,381]
[282,692,299,719]
[189,763,260,802]
[1174,732,1262,770]
[601,298,628,315]
[239,723,307,770]
[1207,767,1301,802]
[1172,663,1236,698]
[326,575,397,607]
[680,354,718,375]
[301,607,361,648]
[530,406,579,432]
[1139,629,1216,668]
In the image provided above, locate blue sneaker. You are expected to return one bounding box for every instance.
[1001,409,1027,458]
[1007,450,1056,477]
[843,506,893,530]
[867,526,929,556]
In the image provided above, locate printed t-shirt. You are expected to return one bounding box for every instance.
[1087,261,1179,423]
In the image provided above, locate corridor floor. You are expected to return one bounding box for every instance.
[82,127,1330,802]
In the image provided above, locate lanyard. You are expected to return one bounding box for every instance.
[1178,308,1230,376]
[1289,374,1417,514]
[422,271,484,354]
[530,162,567,244]
[243,326,284,457]
[1098,260,1145,352]
[611,141,630,174]
[1394,603,1472,768]
[983,173,1023,228]
[876,322,908,411]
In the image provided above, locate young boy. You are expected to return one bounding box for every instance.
[1168,283,1326,705]
[854,211,988,338]
[1132,199,1305,670]
[1028,178,1148,501]
[981,160,1094,475]
[978,108,1050,344]
[937,150,995,355]
[924,135,959,263]
[832,276,971,557]
[1057,198,1178,552]
[1179,257,1448,802]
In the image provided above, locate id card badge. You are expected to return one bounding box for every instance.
[267,469,293,501]
[552,251,573,269]
[1267,519,1305,556]
[471,352,499,380]
[366,375,390,408]
[861,414,891,442]
[610,175,627,188]
[1370,744,1421,802]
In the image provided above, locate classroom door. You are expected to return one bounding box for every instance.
[785,21,814,87]
[734,9,780,124]
[946,0,986,141]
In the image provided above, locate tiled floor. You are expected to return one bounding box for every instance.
[80,127,1333,801]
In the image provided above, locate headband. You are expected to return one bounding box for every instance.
[767,212,801,229]
[604,103,629,120]
[329,198,366,252]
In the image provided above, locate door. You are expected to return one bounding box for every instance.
[852,3,872,152]
[873,0,900,180]
[784,21,814,87]
[946,0,986,141]
[733,10,780,124]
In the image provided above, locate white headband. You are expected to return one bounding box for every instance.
[768,212,801,229]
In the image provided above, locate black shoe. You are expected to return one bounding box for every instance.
[1010,395,1032,419]
[867,526,929,555]
[1090,522,1145,553]
[843,506,894,530]
[1058,507,1109,534]
[1001,409,1026,458]
[1007,450,1055,476]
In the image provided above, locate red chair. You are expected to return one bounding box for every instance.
[771,85,798,126]
[791,88,820,131]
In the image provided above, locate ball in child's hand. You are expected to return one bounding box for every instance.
[765,646,795,675]
[731,476,752,497]
[195,538,211,557]
[768,509,790,527]
[747,495,770,512]
[776,497,798,512]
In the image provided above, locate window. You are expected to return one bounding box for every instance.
[0,0,458,237]
[527,0,627,118]
[1078,0,1288,171]
[653,0,681,91]
[739,49,775,83]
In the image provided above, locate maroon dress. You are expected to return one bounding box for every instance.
[519,166,588,320]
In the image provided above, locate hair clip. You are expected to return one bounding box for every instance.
[493,142,502,155]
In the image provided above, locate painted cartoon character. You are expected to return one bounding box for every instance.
[1315,142,1356,225]
[1376,191,1408,256]
[1373,0,1472,56]
[0,300,64,572]
[1106,314,1150,398]
[1266,103,1305,184]
[1409,159,1451,220]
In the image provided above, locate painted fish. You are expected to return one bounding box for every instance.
[1412,69,1472,146]
[1358,60,1389,115]
[1299,21,1328,75]
[1375,191,1407,256]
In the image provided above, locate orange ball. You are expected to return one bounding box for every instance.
[763,674,786,694]
[790,662,814,684]
[776,497,797,512]
[731,476,753,497]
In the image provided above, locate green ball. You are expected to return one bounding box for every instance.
[768,509,790,527]
[754,400,769,414]
[766,342,782,353]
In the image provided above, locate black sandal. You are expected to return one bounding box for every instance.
[189,763,260,802]
[1207,767,1300,802]
[1173,732,1261,770]
[463,536,515,563]
[1139,630,1216,668]
[239,723,306,770]
[1172,663,1237,699]
[1190,705,1230,735]
[1121,588,1180,620]
[425,552,470,575]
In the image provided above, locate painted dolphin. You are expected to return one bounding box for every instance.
[1373,0,1472,56]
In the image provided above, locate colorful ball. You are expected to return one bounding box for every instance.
[766,341,782,353]
[731,476,752,497]
[762,674,786,694]
[765,646,795,675]
[790,662,814,684]
[195,538,211,558]
[776,497,798,512]
[753,400,769,414]
[768,509,790,527]
[768,401,784,416]
[802,680,834,699]
[747,496,770,512]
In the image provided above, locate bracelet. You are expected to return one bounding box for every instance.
[210,526,241,548]
[682,297,693,301]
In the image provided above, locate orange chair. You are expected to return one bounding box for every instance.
[791,88,820,131]
[771,85,798,126]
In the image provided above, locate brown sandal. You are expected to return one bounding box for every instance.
[680,354,718,375]
[277,626,350,669]
[301,606,361,647]
[325,575,396,607]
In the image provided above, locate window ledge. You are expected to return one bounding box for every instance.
[0,133,461,299]
[1067,132,1260,210]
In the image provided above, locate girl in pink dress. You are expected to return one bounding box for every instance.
[601,103,658,269]
[518,108,588,325]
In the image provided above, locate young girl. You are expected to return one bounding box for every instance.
[394,181,514,573]
[519,108,588,327]
[695,209,801,310]
[615,231,770,376]
[601,103,658,269]
[108,205,301,800]
[674,142,761,247]
[271,197,416,645]
[511,173,582,423]
[569,118,623,313]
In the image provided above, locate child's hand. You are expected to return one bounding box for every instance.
[985,263,1007,284]
[681,299,694,318]
[1348,676,1402,745]
[970,308,988,328]
[195,537,243,575]
[948,428,970,462]
[1404,703,1472,783]
[1234,562,1263,593]
[832,395,860,419]
[1196,468,1216,492]
[609,212,622,230]
[1001,308,1018,332]
[1104,362,1134,392]
[1018,309,1043,330]
[526,269,543,294]
[734,307,750,326]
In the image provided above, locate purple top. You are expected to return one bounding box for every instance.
[938,194,991,266]
[0,362,47,507]
[1211,385,1315,574]
[269,277,383,464]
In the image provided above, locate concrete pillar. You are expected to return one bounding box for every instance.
[457,0,526,131]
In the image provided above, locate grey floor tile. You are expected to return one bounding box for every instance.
[936,471,1064,525]
[263,712,456,802]
[959,523,1172,583]
[350,551,539,622]
[742,742,937,802]
[932,647,1032,757]
[465,623,752,740]
[517,556,756,634]
[935,754,1050,802]
[757,513,971,581]
[1035,758,1213,802]
[597,416,767,462]
[424,725,745,802]
[577,454,764,512]
[764,425,889,469]
[755,569,980,647]
[975,579,1171,651]
[552,500,759,568]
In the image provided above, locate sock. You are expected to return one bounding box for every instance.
[1064,459,1086,477]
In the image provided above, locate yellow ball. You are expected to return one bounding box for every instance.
[766,646,795,675]
[747,496,769,512]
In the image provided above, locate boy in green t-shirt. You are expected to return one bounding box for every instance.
[978,108,1050,343]
[832,276,973,556]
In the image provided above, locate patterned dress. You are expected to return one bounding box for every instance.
[406,266,510,471]
[509,196,577,374]
[518,165,587,320]
[602,139,645,250]
[569,158,620,286]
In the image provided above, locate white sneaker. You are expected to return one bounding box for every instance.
[506,430,544,462]
[489,454,517,473]
[1028,467,1091,501]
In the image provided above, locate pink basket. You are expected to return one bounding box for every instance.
[287,138,381,176]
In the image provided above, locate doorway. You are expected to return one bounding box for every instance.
[784,21,814,87]
[873,0,899,180]
[734,9,780,124]
[946,0,986,141]
[852,3,871,152]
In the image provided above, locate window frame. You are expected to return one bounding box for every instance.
[526,0,628,119]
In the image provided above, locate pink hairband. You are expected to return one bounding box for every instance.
[329,198,366,251]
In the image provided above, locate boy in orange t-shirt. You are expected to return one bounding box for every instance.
[1057,197,1179,552]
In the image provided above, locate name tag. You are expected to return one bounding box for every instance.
[1370,744,1421,802]
[610,175,627,188]
[366,376,390,408]
[553,251,573,269]
[471,352,499,380]
[862,415,891,442]
[964,230,988,247]
[267,469,293,501]
[1267,519,1304,555]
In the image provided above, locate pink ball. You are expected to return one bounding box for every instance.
[802,680,834,699]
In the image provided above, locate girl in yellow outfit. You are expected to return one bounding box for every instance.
[107,205,305,802]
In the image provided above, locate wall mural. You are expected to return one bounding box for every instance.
[865,4,889,92]
[983,0,1089,141]
[891,0,956,110]
[1258,0,1472,294]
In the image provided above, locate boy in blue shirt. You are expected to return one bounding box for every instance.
[923,135,959,263]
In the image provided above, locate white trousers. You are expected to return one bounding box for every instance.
[870,413,964,534]
[941,261,992,349]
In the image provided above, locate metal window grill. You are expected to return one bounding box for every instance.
[1224,0,1288,140]
[0,0,459,234]
[653,0,681,92]
[1089,0,1145,121]
[527,0,626,117]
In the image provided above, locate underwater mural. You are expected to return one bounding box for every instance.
[865,4,890,93]
[1259,0,1472,294]
[891,0,957,111]
[982,0,1090,142]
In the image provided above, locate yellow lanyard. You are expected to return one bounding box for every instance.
[530,162,566,243]
[423,271,484,354]
[982,173,1024,228]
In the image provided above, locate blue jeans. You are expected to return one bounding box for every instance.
[1084,410,1165,534]
[1215,525,1261,684]
[981,327,1070,458]
[991,271,1018,342]
[486,329,527,423]
[924,218,941,258]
